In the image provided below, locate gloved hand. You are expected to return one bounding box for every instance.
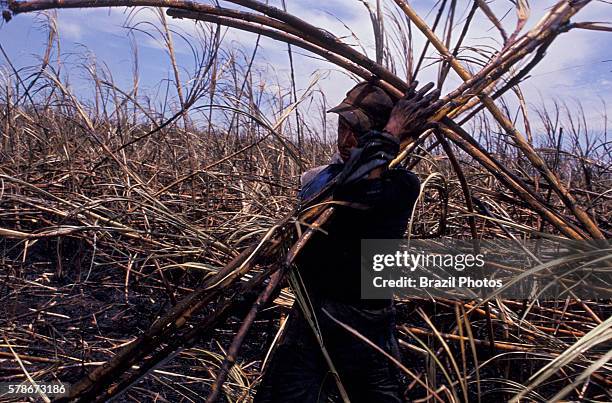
[384,81,441,141]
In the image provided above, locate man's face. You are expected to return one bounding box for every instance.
[337,117,358,162]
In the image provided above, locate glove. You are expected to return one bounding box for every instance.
[384,81,441,141]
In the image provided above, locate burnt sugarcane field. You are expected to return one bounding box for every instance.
[0,0,611,402]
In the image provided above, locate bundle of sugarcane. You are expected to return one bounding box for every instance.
[3,0,609,401]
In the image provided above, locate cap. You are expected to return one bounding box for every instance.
[328,81,394,133]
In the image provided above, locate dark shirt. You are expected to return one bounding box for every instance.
[296,163,420,303]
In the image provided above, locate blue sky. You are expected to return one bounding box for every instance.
[1,0,611,135]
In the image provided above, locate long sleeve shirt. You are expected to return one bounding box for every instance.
[295,162,420,303]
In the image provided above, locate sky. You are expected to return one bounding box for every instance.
[1,0,611,137]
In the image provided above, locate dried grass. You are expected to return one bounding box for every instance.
[1,1,610,402]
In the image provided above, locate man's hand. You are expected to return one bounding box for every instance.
[384,81,441,141]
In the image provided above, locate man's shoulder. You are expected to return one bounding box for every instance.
[298,164,344,201]
[300,153,344,186]
[300,165,328,188]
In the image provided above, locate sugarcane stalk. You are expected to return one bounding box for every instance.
[205,268,288,402]
[206,207,336,402]
[91,267,281,402]
[440,122,586,239]
[8,1,596,226]
[60,221,290,401]
[401,326,533,352]
[433,130,478,240]
[393,0,603,239]
[3,1,604,401]
[161,7,598,397]
[165,9,381,85]
[166,5,592,240]
[71,209,332,402]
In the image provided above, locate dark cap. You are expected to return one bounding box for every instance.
[328,81,394,133]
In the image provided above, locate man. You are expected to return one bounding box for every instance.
[254,80,439,403]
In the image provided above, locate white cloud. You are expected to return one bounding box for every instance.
[57,19,83,40]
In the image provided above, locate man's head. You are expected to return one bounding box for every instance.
[328,81,394,161]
